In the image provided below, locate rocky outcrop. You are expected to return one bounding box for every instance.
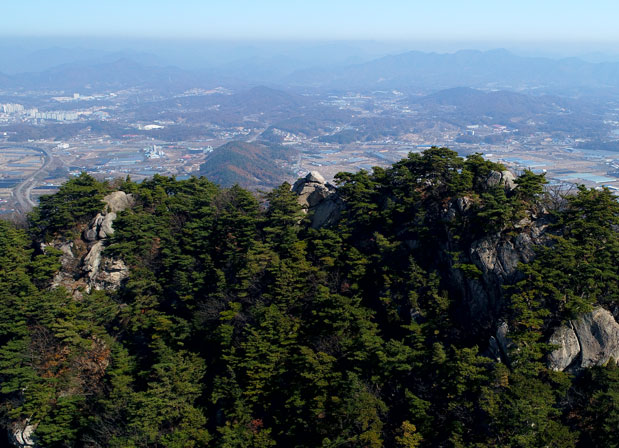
[80,192,133,293]
[446,211,551,326]
[292,171,345,228]
[439,167,549,329]
[290,169,545,328]
[84,212,117,242]
[92,258,130,291]
[103,190,135,213]
[83,191,134,242]
[9,420,37,448]
[548,307,619,372]
[501,170,517,190]
[548,325,581,371]
[48,191,133,295]
[289,170,618,378]
[495,322,513,357]
[573,308,619,368]
[83,241,104,281]
[49,240,80,292]
[487,321,517,364]
[485,170,517,190]
[471,217,547,276]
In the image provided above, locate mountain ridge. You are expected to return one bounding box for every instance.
[4,48,619,95]
[0,148,616,446]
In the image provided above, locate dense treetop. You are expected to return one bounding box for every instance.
[0,148,617,447]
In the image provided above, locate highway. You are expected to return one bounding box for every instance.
[7,146,54,213]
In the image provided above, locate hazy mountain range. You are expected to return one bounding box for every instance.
[285,49,619,93]
[2,47,619,97]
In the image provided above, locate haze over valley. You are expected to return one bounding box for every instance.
[2,2,619,447]
[2,44,619,215]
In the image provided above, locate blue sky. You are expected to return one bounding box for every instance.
[3,0,619,42]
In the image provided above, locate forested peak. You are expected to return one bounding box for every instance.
[0,148,617,447]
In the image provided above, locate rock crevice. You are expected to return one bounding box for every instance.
[548,307,619,372]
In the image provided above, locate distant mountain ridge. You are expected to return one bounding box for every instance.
[285,49,619,93]
[0,45,163,74]
[0,58,216,92]
[413,87,567,117]
[3,48,619,98]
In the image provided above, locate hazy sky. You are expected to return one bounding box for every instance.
[3,0,618,42]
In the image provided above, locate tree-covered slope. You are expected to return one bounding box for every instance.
[0,148,617,447]
[199,141,296,189]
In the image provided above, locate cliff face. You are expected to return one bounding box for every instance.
[292,170,618,372]
[292,171,345,228]
[548,308,619,372]
[442,204,550,329]
[292,170,540,322]
[45,191,134,297]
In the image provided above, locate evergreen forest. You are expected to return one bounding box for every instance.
[0,147,617,447]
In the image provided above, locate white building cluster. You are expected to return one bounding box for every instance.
[34,111,79,121]
[0,103,88,122]
[0,103,25,114]
[144,145,165,159]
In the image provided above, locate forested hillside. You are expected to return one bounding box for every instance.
[0,148,617,447]
[199,141,296,189]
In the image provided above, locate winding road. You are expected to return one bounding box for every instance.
[7,146,54,213]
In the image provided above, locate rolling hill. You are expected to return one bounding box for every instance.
[199,141,296,189]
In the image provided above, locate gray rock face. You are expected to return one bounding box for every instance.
[83,215,101,242]
[99,212,117,239]
[305,171,326,184]
[292,172,345,228]
[294,182,331,209]
[84,191,133,242]
[450,214,548,324]
[456,196,473,213]
[86,214,109,240]
[485,170,517,190]
[9,420,37,448]
[495,322,516,360]
[48,241,80,291]
[501,170,517,190]
[486,321,519,365]
[76,191,134,291]
[84,206,124,242]
[81,211,130,293]
[485,171,503,188]
[103,191,135,213]
[548,325,580,371]
[573,308,619,368]
[548,307,619,372]
[91,258,130,292]
[83,241,104,281]
[310,199,343,228]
